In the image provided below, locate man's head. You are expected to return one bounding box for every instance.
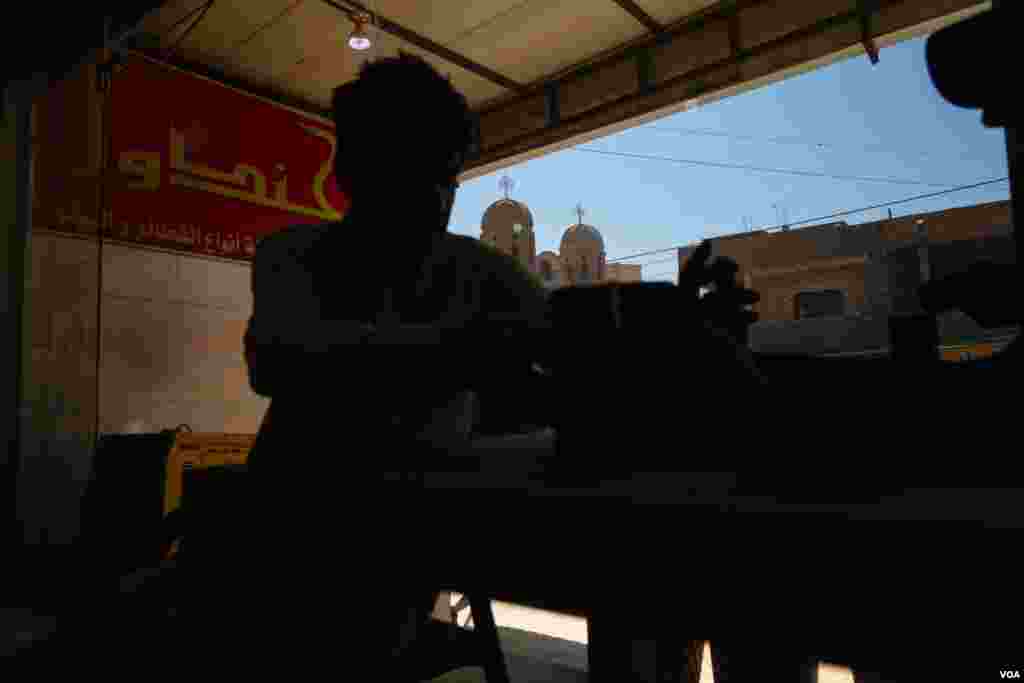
[332,52,474,226]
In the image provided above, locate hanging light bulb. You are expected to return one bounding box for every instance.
[348,12,372,51]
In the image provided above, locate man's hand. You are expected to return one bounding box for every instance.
[919,261,1021,329]
[679,240,760,344]
[371,323,442,345]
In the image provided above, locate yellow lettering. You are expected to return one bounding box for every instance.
[272,164,288,204]
[167,126,341,219]
[118,151,161,191]
[235,164,267,198]
[170,173,338,220]
[299,124,344,220]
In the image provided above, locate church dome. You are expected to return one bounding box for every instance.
[560,222,604,253]
[481,197,537,274]
[482,199,534,234]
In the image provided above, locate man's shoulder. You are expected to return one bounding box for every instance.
[440,233,524,270]
[439,233,546,293]
[255,223,333,262]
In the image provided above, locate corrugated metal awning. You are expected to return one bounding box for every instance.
[125,0,990,176]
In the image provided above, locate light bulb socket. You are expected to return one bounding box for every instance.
[348,12,372,51]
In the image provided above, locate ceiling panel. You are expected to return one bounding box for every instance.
[141,0,302,63]
[136,0,735,112]
[268,14,508,110]
[370,0,546,46]
[371,28,508,105]
[634,0,723,27]
[214,1,331,90]
[450,0,648,85]
[240,0,354,92]
[134,0,206,37]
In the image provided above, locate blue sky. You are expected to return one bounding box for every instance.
[447,34,1010,282]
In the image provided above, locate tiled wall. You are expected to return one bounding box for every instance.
[22,230,267,542]
[94,236,265,435]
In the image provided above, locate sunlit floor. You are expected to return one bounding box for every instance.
[452,600,856,682]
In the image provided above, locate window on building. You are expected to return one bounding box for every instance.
[795,290,845,319]
[579,261,590,282]
[541,260,553,281]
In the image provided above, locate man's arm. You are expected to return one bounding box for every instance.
[244,233,443,398]
[467,247,556,432]
[477,245,551,335]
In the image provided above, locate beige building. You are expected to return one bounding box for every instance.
[604,263,643,283]
[677,200,1016,356]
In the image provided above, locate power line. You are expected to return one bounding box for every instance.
[573,147,959,188]
[608,246,677,263]
[605,177,1010,264]
[634,255,675,266]
[163,1,214,37]
[645,126,948,162]
[167,0,215,54]
[781,177,1009,229]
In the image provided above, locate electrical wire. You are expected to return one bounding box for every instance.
[774,177,1010,229]
[645,126,950,162]
[572,147,961,188]
[166,0,215,54]
[607,246,678,263]
[605,177,1010,264]
[163,1,213,37]
[635,255,678,267]
[94,24,114,444]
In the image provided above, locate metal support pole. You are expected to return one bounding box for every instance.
[544,82,560,128]
[858,1,881,65]
[991,2,1021,271]
[4,79,35,548]
[468,595,510,683]
[1007,125,1022,269]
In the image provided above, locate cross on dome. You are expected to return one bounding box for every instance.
[499,175,515,199]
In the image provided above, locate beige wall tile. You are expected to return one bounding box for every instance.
[27,291,52,350]
[101,244,178,300]
[101,295,186,398]
[53,235,98,267]
[37,235,265,437]
[28,232,54,293]
[176,256,252,311]
[180,304,248,357]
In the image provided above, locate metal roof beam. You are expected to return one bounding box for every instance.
[321,0,526,93]
[465,0,989,177]
[477,0,767,115]
[609,0,663,33]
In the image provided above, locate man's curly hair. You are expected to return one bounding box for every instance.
[332,52,475,186]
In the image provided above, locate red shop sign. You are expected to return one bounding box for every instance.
[107,53,349,260]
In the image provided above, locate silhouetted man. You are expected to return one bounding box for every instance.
[240,52,549,673]
[245,52,550,464]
